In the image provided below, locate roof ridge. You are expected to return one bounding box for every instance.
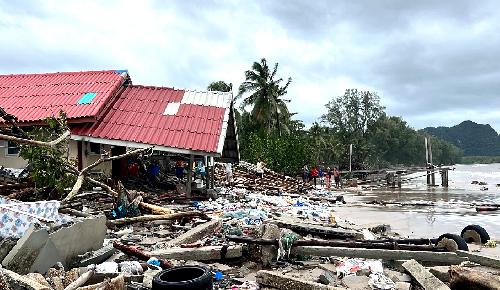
[128,84,180,91]
[0,70,121,78]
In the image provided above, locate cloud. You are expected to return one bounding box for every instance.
[1,0,500,131]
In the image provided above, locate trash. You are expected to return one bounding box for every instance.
[214,271,224,281]
[147,257,161,268]
[336,258,384,278]
[278,230,300,260]
[484,240,497,248]
[368,272,396,289]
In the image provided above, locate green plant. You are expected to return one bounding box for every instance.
[20,112,76,195]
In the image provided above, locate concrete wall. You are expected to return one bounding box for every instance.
[0,140,28,168]
[0,140,111,176]
[83,142,112,176]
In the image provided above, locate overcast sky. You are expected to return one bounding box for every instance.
[1,0,500,132]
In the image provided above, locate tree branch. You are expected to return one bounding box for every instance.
[0,131,70,147]
[64,147,152,202]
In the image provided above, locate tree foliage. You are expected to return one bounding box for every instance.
[214,58,463,175]
[237,58,292,135]
[207,81,233,92]
[19,113,76,195]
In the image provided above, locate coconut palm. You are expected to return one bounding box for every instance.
[237,58,292,135]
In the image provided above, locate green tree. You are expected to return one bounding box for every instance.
[321,89,384,169]
[237,58,292,135]
[207,81,232,92]
[20,113,76,196]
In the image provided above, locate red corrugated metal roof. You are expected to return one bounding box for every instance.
[0,70,127,122]
[72,85,231,154]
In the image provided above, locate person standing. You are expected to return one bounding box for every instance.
[327,167,332,189]
[256,160,265,179]
[302,165,309,183]
[311,166,319,187]
[334,167,341,188]
[319,167,325,188]
[225,162,233,187]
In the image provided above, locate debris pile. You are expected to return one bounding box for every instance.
[0,176,499,290]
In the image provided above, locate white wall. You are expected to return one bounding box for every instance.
[0,140,28,168]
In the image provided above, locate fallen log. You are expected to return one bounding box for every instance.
[226,235,438,251]
[450,265,500,290]
[151,245,243,261]
[113,241,172,268]
[106,211,208,227]
[402,259,450,290]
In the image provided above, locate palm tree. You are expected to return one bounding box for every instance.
[237,58,292,135]
[207,81,233,92]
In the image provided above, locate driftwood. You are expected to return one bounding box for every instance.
[65,147,152,201]
[64,265,96,290]
[106,211,208,227]
[113,241,172,268]
[450,265,500,290]
[0,131,71,148]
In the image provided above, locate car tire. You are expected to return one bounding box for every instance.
[152,266,213,290]
[461,224,490,244]
[435,233,469,252]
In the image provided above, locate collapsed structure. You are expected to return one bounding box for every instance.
[0,70,239,194]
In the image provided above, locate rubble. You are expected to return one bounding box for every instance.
[0,159,499,290]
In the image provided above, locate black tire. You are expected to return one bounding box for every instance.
[435,233,469,252]
[152,266,213,290]
[461,224,490,244]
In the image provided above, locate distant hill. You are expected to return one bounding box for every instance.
[421,121,500,156]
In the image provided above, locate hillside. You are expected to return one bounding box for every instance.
[422,121,500,156]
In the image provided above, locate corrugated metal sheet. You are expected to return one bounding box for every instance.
[72,86,232,154]
[0,70,126,122]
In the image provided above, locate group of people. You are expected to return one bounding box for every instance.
[303,165,341,189]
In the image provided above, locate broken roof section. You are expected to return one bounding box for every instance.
[0,70,129,123]
[72,85,239,159]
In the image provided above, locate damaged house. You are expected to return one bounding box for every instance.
[0,70,239,193]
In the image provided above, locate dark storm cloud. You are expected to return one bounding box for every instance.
[1,0,500,131]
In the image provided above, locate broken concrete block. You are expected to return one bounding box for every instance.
[49,215,107,267]
[342,275,371,290]
[25,273,51,288]
[385,269,412,283]
[428,266,450,282]
[395,281,411,290]
[402,259,450,290]
[0,239,17,262]
[309,267,326,283]
[256,270,343,290]
[2,225,49,274]
[0,267,51,290]
[168,219,221,246]
[30,239,63,274]
[259,223,281,267]
[319,270,337,285]
[456,250,500,269]
[78,244,117,267]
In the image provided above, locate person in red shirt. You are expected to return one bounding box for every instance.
[310,167,319,187]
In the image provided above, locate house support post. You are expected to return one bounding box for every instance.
[186,154,194,197]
